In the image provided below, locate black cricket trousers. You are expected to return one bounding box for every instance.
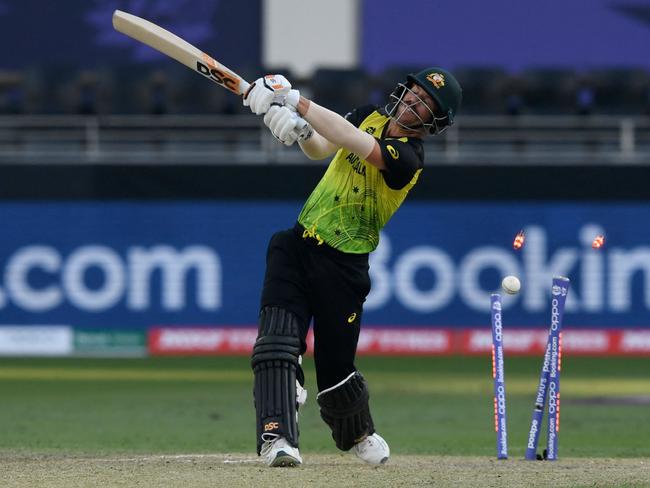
[260,223,371,392]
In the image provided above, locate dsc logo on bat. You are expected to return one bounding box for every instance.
[196,60,240,93]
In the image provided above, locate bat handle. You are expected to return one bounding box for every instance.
[240,80,252,98]
[294,117,308,131]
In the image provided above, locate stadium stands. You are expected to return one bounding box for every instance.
[310,67,371,115]
[1,65,649,116]
[519,68,580,115]
[452,67,510,115]
[589,68,650,115]
[0,65,649,165]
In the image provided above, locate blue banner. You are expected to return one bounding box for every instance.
[362,0,650,72]
[0,202,649,329]
[0,0,260,70]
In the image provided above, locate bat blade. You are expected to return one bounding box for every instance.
[112,10,250,95]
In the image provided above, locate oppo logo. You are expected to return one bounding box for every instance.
[548,382,557,415]
[550,298,560,331]
[496,385,506,415]
[492,311,502,341]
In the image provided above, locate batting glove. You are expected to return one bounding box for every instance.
[264,105,313,146]
[243,74,300,115]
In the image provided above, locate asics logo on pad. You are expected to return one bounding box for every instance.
[347,313,357,323]
[386,145,399,159]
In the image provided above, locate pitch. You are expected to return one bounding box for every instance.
[0,356,648,486]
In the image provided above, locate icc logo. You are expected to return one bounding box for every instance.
[552,285,568,297]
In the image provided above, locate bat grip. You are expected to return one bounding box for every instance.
[241,80,253,99]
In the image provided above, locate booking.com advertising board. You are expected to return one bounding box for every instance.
[1,201,649,356]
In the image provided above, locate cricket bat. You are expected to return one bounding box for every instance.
[112,10,250,96]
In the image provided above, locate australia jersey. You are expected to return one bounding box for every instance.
[297,105,425,253]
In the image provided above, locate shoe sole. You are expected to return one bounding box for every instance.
[270,452,301,467]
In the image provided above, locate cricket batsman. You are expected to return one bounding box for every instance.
[244,68,462,466]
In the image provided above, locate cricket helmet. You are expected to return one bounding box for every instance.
[386,67,462,135]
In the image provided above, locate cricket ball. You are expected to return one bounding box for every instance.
[501,275,521,295]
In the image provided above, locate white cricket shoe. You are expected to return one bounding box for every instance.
[352,433,390,465]
[260,433,302,467]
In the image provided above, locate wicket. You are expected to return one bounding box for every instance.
[491,276,570,461]
[490,293,508,459]
[543,276,569,460]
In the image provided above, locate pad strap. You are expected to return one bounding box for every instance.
[317,371,375,451]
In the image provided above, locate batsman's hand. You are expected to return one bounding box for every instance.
[264,105,313,146]
[243,74,300,115]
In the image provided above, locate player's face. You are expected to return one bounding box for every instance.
[395,84,437,128]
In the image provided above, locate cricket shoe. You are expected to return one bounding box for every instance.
[352,433,390,465]
[260,433,302,467]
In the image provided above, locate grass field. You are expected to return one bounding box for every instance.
[1,355,649,487]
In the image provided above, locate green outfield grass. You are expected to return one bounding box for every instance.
[0,356,648,458]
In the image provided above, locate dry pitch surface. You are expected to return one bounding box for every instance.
[1,454,649,488]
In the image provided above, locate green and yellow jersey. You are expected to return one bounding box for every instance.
[297,105,425,254]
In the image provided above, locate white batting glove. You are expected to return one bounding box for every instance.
[263,105,313,146]
[243,74,300,115]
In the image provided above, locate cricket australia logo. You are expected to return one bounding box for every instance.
[426,72,445,89]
